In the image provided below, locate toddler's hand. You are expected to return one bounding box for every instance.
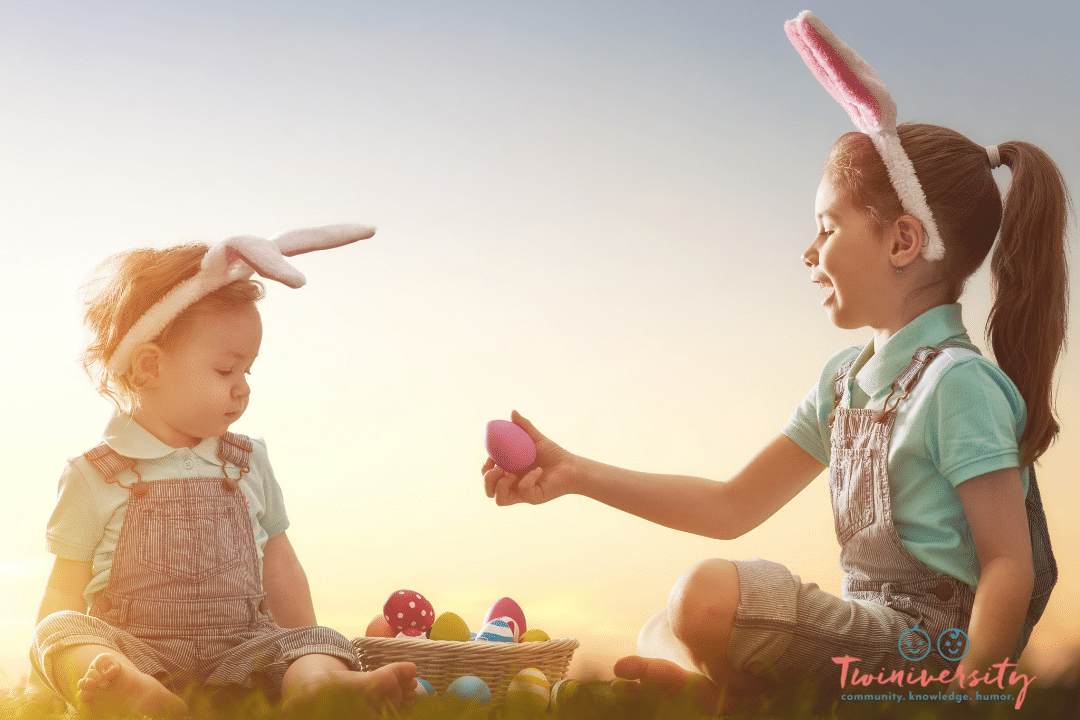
[483,411,577,506]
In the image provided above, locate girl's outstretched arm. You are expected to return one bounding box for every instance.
[951,467,1034,687]
[263,531,318,628]
[484,412,825,540]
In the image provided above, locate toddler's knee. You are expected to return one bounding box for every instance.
[33,611,87,646]
[667,559,740,647]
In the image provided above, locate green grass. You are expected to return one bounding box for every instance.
[2,677,1078,720]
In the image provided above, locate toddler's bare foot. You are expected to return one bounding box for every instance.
[613,655,726,713]
[282,660,417,714]
[76,652,187,718]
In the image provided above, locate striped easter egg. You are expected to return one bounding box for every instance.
[474,617,516,642]
[505,668,550,709]
[550,679,594,712]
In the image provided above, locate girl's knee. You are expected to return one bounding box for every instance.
[667,559,741,647]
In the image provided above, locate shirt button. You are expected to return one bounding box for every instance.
[183,459,194,470]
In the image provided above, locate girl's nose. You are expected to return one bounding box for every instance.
[802,242,817,267]
[233,376,250,398]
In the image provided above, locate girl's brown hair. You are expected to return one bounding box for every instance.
[826,123,1071,467]
[82,244,264,411]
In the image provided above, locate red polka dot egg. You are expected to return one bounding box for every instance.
[383,590,435,633]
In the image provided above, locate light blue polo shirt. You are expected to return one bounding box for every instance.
[783,304,1028,588]
[46,413,289,606]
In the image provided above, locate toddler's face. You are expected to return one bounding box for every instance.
[144,304,262,447]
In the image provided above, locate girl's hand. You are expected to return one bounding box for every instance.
[483,411,579,505]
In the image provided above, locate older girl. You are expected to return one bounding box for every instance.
[483,14,1066,711]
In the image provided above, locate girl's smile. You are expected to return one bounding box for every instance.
[803,174,897,338]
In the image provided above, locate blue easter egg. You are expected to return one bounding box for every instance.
[445,676,491,707]
[415,678,436,698]
[475,617,516,643]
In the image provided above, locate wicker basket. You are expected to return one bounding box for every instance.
[353,636,579,704]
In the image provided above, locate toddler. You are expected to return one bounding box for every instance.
[28,226,416,716]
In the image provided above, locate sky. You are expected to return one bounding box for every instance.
[2,0,1079,691]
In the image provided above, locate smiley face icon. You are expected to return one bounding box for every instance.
[898,625,931,662]
[937,628,970,661]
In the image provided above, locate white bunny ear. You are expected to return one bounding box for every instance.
[270,223,375,258]
[219,235,307,288]
[106,222,374,375]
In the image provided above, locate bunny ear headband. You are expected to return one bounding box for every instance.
[785,10,945,262]
[106,223,374,375]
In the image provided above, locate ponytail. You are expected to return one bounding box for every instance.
[829,125,1072,466]
[987,142,1071,467]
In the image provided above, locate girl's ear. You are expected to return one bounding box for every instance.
[890,214,926,268]
[130,343,162,388]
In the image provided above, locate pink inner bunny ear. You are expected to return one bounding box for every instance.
[785,11,891,134]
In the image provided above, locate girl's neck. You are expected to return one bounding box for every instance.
[871,297,952,353]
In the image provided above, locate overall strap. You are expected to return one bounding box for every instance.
[84,432,253,494]
[872,340,981,423]
[828,361,854,426]
[218,432,253,491]
[84,443,136,482]
[893,340,981,397]
[219,432,253,470]
[84,444,147,495]
[868,343,980,425]
[830,340,980,425]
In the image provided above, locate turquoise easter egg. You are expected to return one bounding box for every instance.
[445,676,491,708]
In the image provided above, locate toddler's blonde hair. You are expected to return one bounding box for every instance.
[82,244,265,412]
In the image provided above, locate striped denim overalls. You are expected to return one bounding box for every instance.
[830,341,1057,666]
[727,341,1056,682]
[31,432,358,704]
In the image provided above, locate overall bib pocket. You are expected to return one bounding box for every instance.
[136,501,245,583]
[830,447,877,543]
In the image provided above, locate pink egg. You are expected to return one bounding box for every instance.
[483,597,527,637]
[485,420,537,474]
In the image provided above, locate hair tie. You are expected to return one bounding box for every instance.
[106,224,374,375]
[985,145,1002,170]
[785,11,945,262]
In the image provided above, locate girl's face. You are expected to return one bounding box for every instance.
[802,174,894,331]
[138,304,262,448]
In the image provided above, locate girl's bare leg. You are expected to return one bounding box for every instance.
[280,654,417,713]
[615,559,768,712]
[50,645,186,717]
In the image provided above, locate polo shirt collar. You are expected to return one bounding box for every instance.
[104,412,223,465]
[849,304,971,399]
